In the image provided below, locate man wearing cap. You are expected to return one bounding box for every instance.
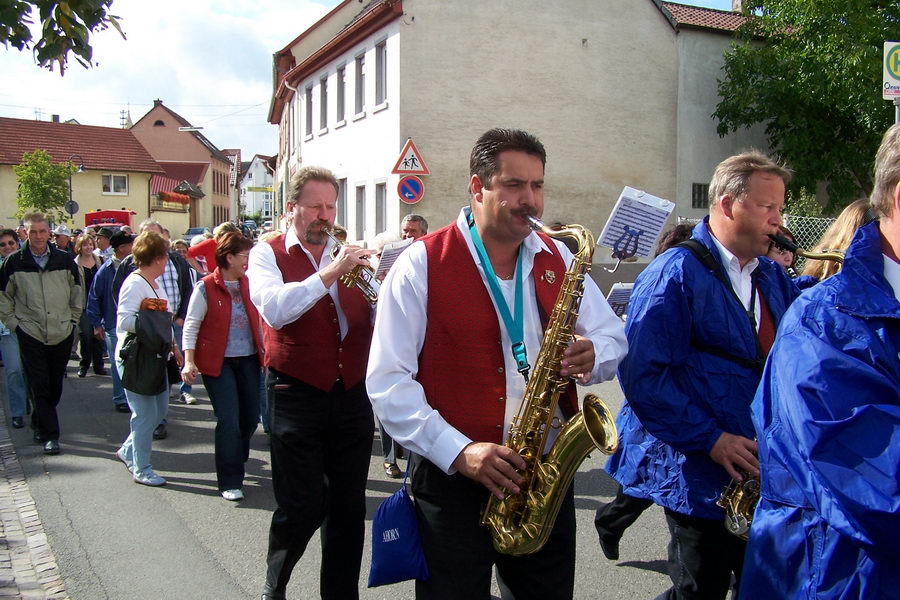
[87,231,134,413]
[94,228,114,261]
[52,225,74,255]
[0,212,82,455]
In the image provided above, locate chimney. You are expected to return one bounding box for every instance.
[732,0,742,12]
[51,114,60,122]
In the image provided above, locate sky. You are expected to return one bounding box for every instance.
[0,0,734,159]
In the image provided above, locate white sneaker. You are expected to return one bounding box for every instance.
[115,448,133,471]
[133,471,166,487]
[180,393,197,405]
[221,489,244,501]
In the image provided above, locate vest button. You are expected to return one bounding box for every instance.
[498,397,504,402]
[338,363,343,368]
[338,348,343,353]
[332,318,337,323]
[498,367,504,374]
[496,424,502,429]
[329,302,335,308]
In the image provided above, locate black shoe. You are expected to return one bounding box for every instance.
[11,417,24,429]
[594,520,621,561]
[115,403,131,413]
[78,367,88,378]
[33,430,42,443]
[153,423,167,440]
[384,462,402,479]
[43,440,60,455]
[94,367,108,376]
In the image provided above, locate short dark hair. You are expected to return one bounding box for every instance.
[214,231,253,269]
[288,166,339,205]
[655,223,694,257]
[469,128,546,191]
[0,229,16,242]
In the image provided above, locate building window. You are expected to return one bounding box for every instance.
[355,185,366,240]
[305,85,313,136]
[153,119,165,127]
[691,183,709,209]
[375,41,387,105]
[319,76,328,130]
[336,66,346,122]
[337,178,347,227]
[375,182,386,233]
[102,174,128,195]
[354,54,365,115]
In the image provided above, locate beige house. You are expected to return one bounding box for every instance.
[268,0,767,288]
[131,100,234,229]
[0,117,163,230]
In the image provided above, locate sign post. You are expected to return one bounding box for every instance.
[883,41,900,123]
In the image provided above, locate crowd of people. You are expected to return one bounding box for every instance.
[0,123,897,600]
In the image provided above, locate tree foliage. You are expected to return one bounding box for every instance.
[14,150,73,224]
[715,0,900,212]
[0,0,125,74]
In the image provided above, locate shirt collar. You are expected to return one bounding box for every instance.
[285,224,336,258]
[708,230,759,276]
[455,207,553,258]
[883,254,900,302]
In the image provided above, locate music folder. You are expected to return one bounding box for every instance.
[605,282,634,319]
[375,237,414,280]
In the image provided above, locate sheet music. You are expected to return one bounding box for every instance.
[599,187,675,259]
[375,237,414,279]
[605,282,633,319]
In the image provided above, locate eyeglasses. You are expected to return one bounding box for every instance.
[0,241,17,247]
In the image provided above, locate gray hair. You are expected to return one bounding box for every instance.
[709,150,792,208]
[401,214,428,233]
[871,123,900,219]
[22,212,48,229]
[139,219,163,233]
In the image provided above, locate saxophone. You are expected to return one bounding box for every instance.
[480,216,619,556]
[716,234,846,540]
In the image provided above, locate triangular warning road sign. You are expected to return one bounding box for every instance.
[391,138,430,175]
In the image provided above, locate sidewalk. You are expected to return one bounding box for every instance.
[0,402,68,599]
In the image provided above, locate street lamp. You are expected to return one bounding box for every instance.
[67,154,85,221]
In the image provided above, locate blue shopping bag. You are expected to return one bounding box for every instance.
[368,467,429,587]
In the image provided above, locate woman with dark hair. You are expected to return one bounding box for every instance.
[181,232,264,501]
[766,225,799,275]
[74,234,106,377]
[115,231,179,487]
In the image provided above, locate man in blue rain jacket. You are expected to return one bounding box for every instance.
[741,125,900,599]
[607,151,799,600]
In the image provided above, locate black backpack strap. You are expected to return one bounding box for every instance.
[675,240,765,373]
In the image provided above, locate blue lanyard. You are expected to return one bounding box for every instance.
[467,211,530,381]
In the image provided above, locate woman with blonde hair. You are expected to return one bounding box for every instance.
[799,198,869,285]
[74,234,106,377]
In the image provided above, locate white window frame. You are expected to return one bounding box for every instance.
[354,53,366,117]
[337,178,348,227]
[375,181,386,234]
[305,84,314,139]
[319,75,328,133]
[336,64,346,125]
[355,184,366,241]
[375,39,387,107]
[102,173,128,195]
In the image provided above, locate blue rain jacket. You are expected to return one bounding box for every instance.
[740,222,900,599]
[606,218,798,518]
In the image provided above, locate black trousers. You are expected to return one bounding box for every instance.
[78,314,104,372]
[656,509,746,600]
[17,329,73,442]
[593,483,653,540]
[263,369,374,599]
[410,454,576,600]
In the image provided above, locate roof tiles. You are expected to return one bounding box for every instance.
[662,2,746,32]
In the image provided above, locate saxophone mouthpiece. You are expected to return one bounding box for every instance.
[768,233,798,254]
[526,215,545,230]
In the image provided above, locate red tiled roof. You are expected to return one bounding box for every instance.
[661,2,746,32]
[0,117,164,174]
[150,174,183,195]
[157,162,208,185]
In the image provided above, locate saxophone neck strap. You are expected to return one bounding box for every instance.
[467,209,530,381]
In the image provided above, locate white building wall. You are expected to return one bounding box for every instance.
[240,157,274,218]
[674,30,769,220]
[294,20,402,244]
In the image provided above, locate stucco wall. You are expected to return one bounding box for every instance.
[0,166,151,230]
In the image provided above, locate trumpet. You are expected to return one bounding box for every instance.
[323,227,378,305]
[768,234,845,264]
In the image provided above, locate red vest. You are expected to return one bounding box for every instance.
[262,234,372,391]
[417,224,578,444]
[194,269,264,377]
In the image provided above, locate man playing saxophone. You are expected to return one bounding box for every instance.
[606,151,799,600]
[367,128,627,599]
[740,125,900,599]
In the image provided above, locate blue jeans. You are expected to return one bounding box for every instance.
[118,360,168,478]
[203,355,260,491]
[0,332,27,418]
[172,323,191,397]
[105,329,127,407]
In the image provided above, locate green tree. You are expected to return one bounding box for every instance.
[13,149,73,224]
[0,0,125,74]
[714,0,899,212]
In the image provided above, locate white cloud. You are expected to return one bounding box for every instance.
[0,0,336,156]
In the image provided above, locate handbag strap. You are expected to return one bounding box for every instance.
[137,273,160,298]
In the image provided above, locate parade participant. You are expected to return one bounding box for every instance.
[181,232,263,502]
[87,231,134,413]
[52,225,74,254]
[401,214,428,239]
[94,227,114,260]
[797,197,870,289]
[115,230,180,487]
[608,151,799,600]
[248,166,375,600]
[0,213,82,455]
[740,124,900,599]
[367,128,627,599]
[74,235,107,377]
[594,221,693,561]
[765,225,798,274]
[0,229,27,429]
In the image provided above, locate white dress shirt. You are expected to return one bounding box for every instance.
[367,208,628,474]
[247,226,350,338]
[884,254,900,302]
[709,234,761,330]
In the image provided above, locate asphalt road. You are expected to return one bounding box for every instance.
[12,365,673,599]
